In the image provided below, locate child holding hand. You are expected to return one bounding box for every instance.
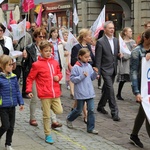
[26,40,63,144]
[66,48,98,134]
[0,55,24,150]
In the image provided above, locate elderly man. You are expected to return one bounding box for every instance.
[95,21,122,121]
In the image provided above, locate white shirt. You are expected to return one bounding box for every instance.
[105,35,114,54]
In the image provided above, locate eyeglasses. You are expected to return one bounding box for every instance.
[38,36,45,39]
[8,63,14,67]
[0,29,3,32]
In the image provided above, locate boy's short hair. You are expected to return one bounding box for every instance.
[39,40,53,51]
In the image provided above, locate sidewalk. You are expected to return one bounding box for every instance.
[0,102,128,150]
[0,81,150,150]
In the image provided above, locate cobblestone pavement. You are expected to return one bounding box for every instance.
[0,81,150,150]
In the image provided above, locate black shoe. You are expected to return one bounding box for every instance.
[112,115,120,121]
[130,134,144,148]
[97,107,108,114]
[116,94,124,100]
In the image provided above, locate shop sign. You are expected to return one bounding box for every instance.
[8,0,20,3]
[46,4,71,11]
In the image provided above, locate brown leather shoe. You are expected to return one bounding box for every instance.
[29,120,38,126]
[51,122,62,128]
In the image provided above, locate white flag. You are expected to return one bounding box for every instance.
[141,57,150,124]
[0,8,5,23]
[91,5,105,38]
[0,0,4,4]
[2,21,12,37]
[10,18,26,40]
[65,31,79,52]
[73,5,79,26]
[119,34,131,55]
[51,13,57,24]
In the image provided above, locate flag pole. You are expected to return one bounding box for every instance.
[28,3,29,21]
[24,15,27,50]
[73,0,76,35]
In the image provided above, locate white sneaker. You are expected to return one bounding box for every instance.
[6,145,15,150]
[66,119,73,129]
[67,86,70,90]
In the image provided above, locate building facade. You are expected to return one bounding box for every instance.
[76,0,150,38]
[37,0,150,38]
[1,0,150,39]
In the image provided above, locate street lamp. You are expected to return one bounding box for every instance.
[48,13,53,32]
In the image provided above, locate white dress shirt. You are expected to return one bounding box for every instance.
[105,35,114,54]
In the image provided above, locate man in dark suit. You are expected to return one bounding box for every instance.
[95,21,122,121]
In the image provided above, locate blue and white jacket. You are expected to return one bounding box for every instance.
[130,45,146,95]
[0,72,24,107]
[70,61,97,100]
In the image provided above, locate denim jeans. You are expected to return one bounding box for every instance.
[0,107,15,146]
[67,98,95,131]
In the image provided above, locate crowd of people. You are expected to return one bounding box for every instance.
[0,19,150,150]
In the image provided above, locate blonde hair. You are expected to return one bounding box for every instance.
[77,28,91,44]
[120,27,131,39]
[62,29,68,35]
[0,55,12,71]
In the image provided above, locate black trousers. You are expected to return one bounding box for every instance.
[0,107,16,146]
[13,66,22,80]
[97,74,119,116]
[132,104,150,137]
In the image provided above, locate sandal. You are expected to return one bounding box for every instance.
[84,117,87,124]
[29,120,38,126]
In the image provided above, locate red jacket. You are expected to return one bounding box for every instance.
[26,56,62,99]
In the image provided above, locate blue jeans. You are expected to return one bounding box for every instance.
[67,98,95,131]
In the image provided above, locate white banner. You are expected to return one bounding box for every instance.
[141,57,150,124]
[0,0,4,4]
[10,18,26,41]
[65,31,79,52]
[2,21,12,37]
[119,34,131,55]
[90,5,105,38]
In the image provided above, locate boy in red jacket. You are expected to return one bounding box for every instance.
[26,40,63,144]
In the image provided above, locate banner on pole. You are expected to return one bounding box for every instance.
[141,57,150,124]
[65,31,79,52]
[10,18,26,40]
[119,34,131,55]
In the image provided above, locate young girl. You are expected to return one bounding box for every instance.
[0,55,24,150]
[66,48,98,134]
[26,40,63,144]
[71,28,95,124]
[48,27,66,85]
